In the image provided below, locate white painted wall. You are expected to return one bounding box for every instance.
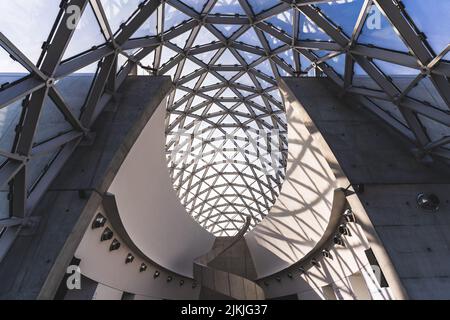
[108,99,215,277]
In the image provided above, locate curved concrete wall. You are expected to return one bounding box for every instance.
[108,99,215,277]
[75,202,200,299]
[246,92,337,278]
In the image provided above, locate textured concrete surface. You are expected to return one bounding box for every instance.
[0,76,171,299]
[280,77,450,299]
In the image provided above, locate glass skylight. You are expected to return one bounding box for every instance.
[0,0,449,238]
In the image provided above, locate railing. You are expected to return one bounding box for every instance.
[193,217,265,300]
[257,188,350,282]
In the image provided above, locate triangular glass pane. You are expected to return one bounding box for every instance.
[210,0,245,15]
[0,1,60,64]
[203,73,221,86]
[216,50,240,65]
[402,0,450,56]
[369,98,407,127]
[220,88,238,98]
[192,96,207,107]
[407,77,449,111]
[372,59,420,92]
[27,149,59,193]
[34,96,73,146]
[316,0,365,37]
[204,88,220,97]
[132,11,157,38]
[236,28,263,48]
[101,0,142,34]
[266,9,293,37]
[139,51,155,70]
[248,0,278,15]
[192,27,219,47]
[236,73,254,87]
[160,46,178,65]
[277,49,295,69]
[255,60,274,78]
[218,71,238,80]
[352,62,382,90]
[325,54,345,77]
[164,63,178,79]
[264,32,284,50]
[194,50,218,64]
[171,30,191,49]
[183,76,201,89]
[299,13,332,41]
[257,77,273,89]
[444,52,450,62]
[165,4,191,31]
[55,61,99,119]
[0,47,29,86]
[215,25,242,38]
[182,0,209,13]
[277,65,289,77]
[0,190,9,220]
[417,114,450,144]
[0,100,22,152]
[117,52,129,74]
[63,3,107,60]
[237,50,261,64]
[208,103,224,114]
[181,59,201,77]
[358,4,409,52]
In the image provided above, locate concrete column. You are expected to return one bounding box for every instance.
[279,77,450,300]
[0,76,172,300]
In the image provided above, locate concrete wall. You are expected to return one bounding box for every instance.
[246,91,337,278]
[245,77,415,300]
[0,76,174,300]
[108,96,215,277]
[75,202,200,300]
[270,77,450,300]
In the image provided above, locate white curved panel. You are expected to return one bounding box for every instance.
[109,99,215,277]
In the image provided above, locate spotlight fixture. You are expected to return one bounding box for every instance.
[338,224,350,236]
[109,239,121,251]
[153,271,160,279]
[179,280,184,286]
[287,273,293,279]
[333,236,345,247]
[417,193,440,212]
[311,259,320,267]
[275,276,281,282]
[344,209,355,222]
[100,227,113,241]
[298,266,306,274]
[139,263,147,272]
[322,249,332,259]
[167,276,173,282]
[91,213,107,229]
[125,253,134,264]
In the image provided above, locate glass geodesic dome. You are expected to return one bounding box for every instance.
[0,0,449,238]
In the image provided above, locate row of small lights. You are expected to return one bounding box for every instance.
[260,208,356,286]
[91,213,198,289]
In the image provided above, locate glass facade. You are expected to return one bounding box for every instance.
[0,0,448,237]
